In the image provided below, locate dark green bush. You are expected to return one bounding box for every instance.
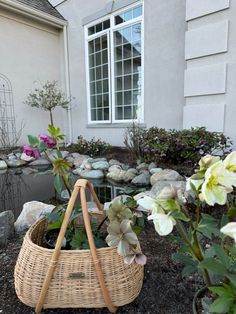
[124,126,232,165]
[75,135,112,157]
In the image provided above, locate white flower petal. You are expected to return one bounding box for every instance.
[220,222,236,242]
[137,196,156,211]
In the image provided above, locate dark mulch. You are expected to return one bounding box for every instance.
[0,225,202,314]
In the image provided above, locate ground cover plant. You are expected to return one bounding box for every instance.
[75,135,112,157]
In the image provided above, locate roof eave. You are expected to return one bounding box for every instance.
[0,0,67,29]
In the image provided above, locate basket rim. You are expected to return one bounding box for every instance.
[25,217,124,254]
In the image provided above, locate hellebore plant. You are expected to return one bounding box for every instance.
[138,152,236,313]
[105,197,147,265]
[23,125,72,196]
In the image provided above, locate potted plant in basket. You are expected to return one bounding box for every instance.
[137,152,236,313]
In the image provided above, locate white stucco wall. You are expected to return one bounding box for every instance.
[56,0,186,146]
[0,8,66,146]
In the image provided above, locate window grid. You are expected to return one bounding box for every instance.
[86,3,143,123]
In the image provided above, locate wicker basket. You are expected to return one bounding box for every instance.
[14,179,144,313]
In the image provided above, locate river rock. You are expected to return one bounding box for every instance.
[123,171,136,182]
[92,161,109,171]
[8,153,17,160]
[88,157,107,163]
[22,167,38,175]
[20,153,35,162]
[150,167,163,175]
[73,155,89,168]
[109,159,122,166]
[150,169,183,185]
[0,160,7,170]
[0,153,7,160]
[6,159,27,168]
[151,180,186,197]
[127,168,138,175]
[49,150,69,162]
[108,165,122,172]
[131,173,150,186]
[14,201,55,233]
[148,162,157,171]
[29,157,51,166]
[0,210,15,248]
[136,162,149,171]
[121,163,130,171]
[106,169,126,182]
[74,169,104,179]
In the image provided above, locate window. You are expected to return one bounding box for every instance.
[85,3,143,123]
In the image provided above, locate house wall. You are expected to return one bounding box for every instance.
[183,0,236,146]
[0,8,66,146]
[56,0,186,146]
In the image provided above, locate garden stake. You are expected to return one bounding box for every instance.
[35,179,117,314]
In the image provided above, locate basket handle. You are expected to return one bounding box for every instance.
[35,179,117,314]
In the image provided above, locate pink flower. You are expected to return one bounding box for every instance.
[23,145,40,158]
[39,133,56,149]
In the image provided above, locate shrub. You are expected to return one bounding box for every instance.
[140,127,232,165]
[76,135,112,157]
[123,122,145,160]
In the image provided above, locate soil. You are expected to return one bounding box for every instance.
[0,224,203,314]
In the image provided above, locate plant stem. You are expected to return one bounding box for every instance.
[62,175,71,197]
[49,110,54,126]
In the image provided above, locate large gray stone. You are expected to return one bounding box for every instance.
[108,165,121,172]
[92,161,109,171]
[88,157,107,163]
[75,169,104,179]
[106,169,126,182]
[151,180,186,197]
[73,155,89,168]
[136,162,149,171]
[20,152,35,162]
[150,167,163,175]
[123,171,136,182]
[0,210,15,248]
[29,157,51,167]
[14,201,55,233]
[109,159,122,166]
[6,159,27,168]
[148,162,157,171]
[150,169,183,185]
[22,167,39,175]
[0,160,7,170]
[49,150,69,161]
[131,173,150,186]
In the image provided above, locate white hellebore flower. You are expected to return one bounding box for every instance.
[223,151,236,175]
[148,212,176,236]
[201,161,236,206]
[220,222,236,242]
[137,196,164,214]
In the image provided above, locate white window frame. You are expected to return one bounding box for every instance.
[84,1,144,124]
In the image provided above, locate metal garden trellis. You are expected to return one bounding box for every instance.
[0,73,17,148]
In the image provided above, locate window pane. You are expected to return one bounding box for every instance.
[103,20,110,30]
[115,14,124,25]
[95,23,102,33]
[115,31,123,46]
[114,22,142,121]
[88,34,110,121]
[133,6,142,18]
[88,26,95,35]
[124,9,132,22]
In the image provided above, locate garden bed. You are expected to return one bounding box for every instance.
[0,224,201,314]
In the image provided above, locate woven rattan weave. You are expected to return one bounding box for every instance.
[14,179,144,313]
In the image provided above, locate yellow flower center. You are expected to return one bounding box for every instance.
[226,164,236,172]
[207,175,218,189]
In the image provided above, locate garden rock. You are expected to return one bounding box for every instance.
[106,169,126,182]
[29,157,50,167]
[136,162,149,171]
[148,162,157,171]
[0,210,14,248]
[108,165,122,172]
[20,153,34,162]
[49,150,69,161]
[150,167,163,175]
[73,155,89,168]
[127,168,138,175]
[0,160,7,170]
[151,180,186,197]
[83,162,92,170]
[22,167,38,175]
[150,169,183,185]
[121,163,130,171]
[8,153,17,160]
[74,169,104,179]
[109,159,121,167]
[92,161,109,171]
[14,201,55,233]
[6,160,27,168]
[123,171,136,182]
[88,157,107,163]
[131,173,150,186]
[0,153,7,160]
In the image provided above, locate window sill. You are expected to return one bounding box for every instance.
[86,122,146,128]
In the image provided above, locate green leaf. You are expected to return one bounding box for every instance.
[212,244,231,269]
[200,258,228,275]
[209,286,227,296]
[38,141,47,150]
[132,225,143,236]
[171,211,190,222]
[54,174,62,194]
[209,295,231,313]
[182,264,198,277]
[56,150,63,159]
[70,229,86,250]
[172,252,197,266]
[205,246,215,258]
[28,135,39,147]
[226,274,236,287]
